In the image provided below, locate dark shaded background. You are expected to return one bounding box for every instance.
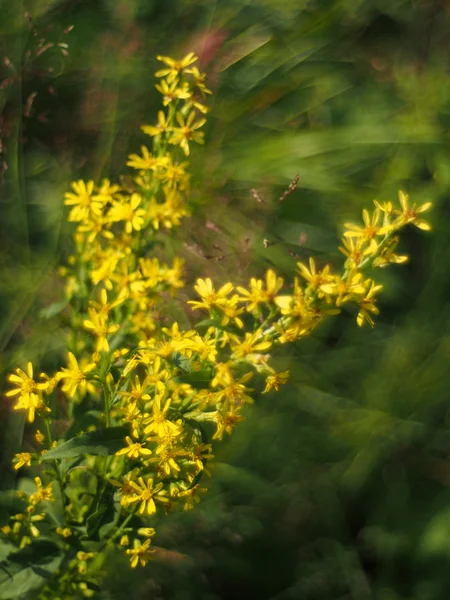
[1,1,450,598]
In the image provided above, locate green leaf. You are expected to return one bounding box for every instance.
[0,540,15,563]
[41,426,129,461]
[39,300,69,320]
[85,486,120,541]
[176,368,214,389]
[0,539,62,599]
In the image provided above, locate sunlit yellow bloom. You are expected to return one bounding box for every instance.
[137,527,156,538]
[237,269,284,311]
[143,396,181,438]
[6,362,44,423]
[332,271,366,306]
[155,444,182,477]
[83,309,120,352]
[64,180,102,222]
[141,110,170,138]
[115,436,152,459]
[35,430,45,444]
[30,477,54,504]
[297,258,335,297]
[127,477,169,515]
[188,278,233,311]
[344,208,386,244]
[108,193,146,233]
[213,405,244,440]
[357,280,383,327]
[394,190,432,231]
[110,474,136,506]
[373,236,408,267]
[213,372,254,406]
[90,288,127,318]
[155,79,191,106]
[169,111,206,156]
[93,178,121,203]
[13,452,32,470]
[155,52,198,82]
[126,538,154,568]
[184,333,218,362]
[118,375,151,403]
[373,200,393,214]
[59,352,96,398]
[126,146,160,170]
[338,236,371,268]
[185,65,212,96]
[263,370,290,393]
[230,331,272,358]
[77,215,115,243]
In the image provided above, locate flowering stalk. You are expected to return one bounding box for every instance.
[2,54,431,599]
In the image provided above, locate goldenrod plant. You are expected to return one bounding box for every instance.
[1,54,431,599]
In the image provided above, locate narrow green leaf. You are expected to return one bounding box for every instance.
[39,300,68,320]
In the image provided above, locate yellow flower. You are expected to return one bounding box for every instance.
[59,352,96,398]
[83,309,120,353]
[395,190,432,231]
[6,362,44,423]
[64,180,102,222]
[339,236,371,268]
[141,110,171,138]
[89,288,127,318]
[213,372,254,406]
[30,477,54,504]
[185,65,212,96]
[126,146,160,170]
[143,396,181,438]
[137,527,156,538]
[329,271,366,307]
[93,178,121,203]
[344,208,386,244]
[76,551,95,575]
[118,375,151,403]
[297,258,335,297]
[230,331,272,359]
[357,280,383,327]
[127,477,168,515]
[115,436,152,459]
[237,269,284,311]
[188,278,234,311]
[35,430,45,444]
[108,193,146,233]
[56,527,72,538]
[13,452,32,470]
[184,333,218,362]
[155,79,191,106]
[126,538,154,568]
[169,111,206,156]
[155,52,198,82]
[213,405,244,440]
[263,370,290,393]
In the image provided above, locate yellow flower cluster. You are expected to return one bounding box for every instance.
[1,477,54,550]
[2,52,432,596]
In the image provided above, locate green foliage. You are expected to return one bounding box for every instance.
[1,1,449,599]
[41,427,129,461]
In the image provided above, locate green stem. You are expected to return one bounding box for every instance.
[44,418,66,520]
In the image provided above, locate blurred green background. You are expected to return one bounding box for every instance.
[1,0,450,598]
